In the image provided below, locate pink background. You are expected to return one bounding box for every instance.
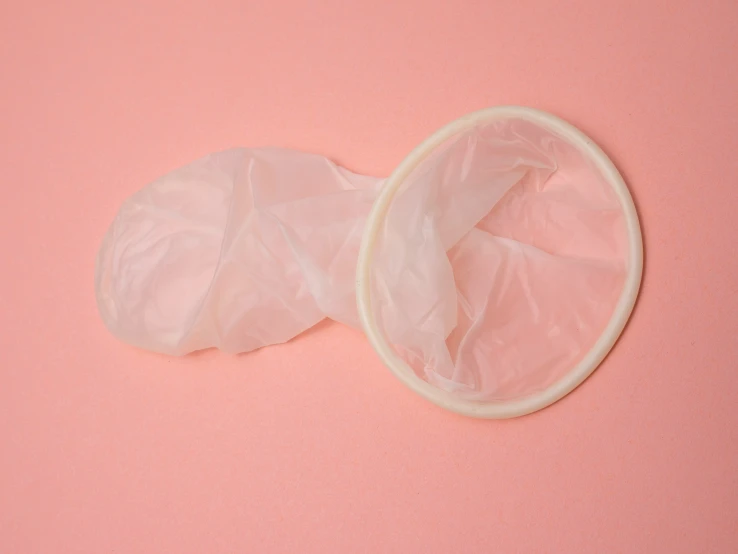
[1,0,737,552]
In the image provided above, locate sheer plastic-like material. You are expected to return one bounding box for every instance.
[366,119,627,401]
[96,117,629,402]
[96,149,381,355]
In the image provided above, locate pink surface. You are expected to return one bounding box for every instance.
[1,0,736,552]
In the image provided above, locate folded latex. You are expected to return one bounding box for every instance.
[96,117,629,402]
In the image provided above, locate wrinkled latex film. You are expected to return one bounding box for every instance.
[96,118,629,401]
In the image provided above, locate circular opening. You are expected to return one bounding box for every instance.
[356,106,643,418]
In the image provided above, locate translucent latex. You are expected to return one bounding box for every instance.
[96,117,630,402]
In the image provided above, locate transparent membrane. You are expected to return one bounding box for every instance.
[366,117,629,401]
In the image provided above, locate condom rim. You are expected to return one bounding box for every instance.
[355,105,644,419]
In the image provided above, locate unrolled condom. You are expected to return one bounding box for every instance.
[96,107,642,417]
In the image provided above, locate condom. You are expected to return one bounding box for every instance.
[96,107,642,417]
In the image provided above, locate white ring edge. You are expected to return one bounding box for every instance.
[355,106,644,419]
